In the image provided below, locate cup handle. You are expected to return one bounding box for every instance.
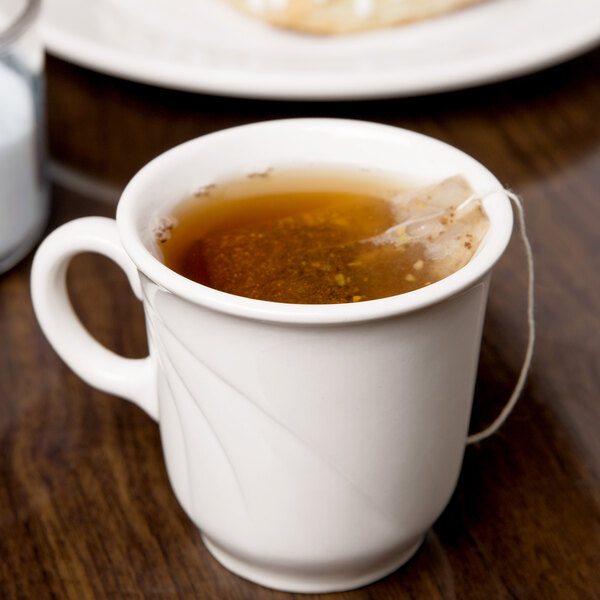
[31,216,158,421]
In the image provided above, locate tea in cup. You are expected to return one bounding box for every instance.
[157,169,489,304]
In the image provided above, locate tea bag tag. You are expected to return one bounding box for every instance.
[466,190,535,445]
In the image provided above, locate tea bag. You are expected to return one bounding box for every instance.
[182,175,489,304]
[356,174,491,285]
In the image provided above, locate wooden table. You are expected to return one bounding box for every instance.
[1,49,599,599]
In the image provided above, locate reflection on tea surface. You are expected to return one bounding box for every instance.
[156,170,489,304]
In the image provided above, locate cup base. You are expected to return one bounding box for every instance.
[202,534,425,594]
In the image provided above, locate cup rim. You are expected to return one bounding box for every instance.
[117,118,513,324]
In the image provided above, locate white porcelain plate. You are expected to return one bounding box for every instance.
[42,0,600,100]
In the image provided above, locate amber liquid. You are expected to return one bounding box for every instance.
[158,170,473,304]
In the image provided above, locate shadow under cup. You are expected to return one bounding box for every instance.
[38,119,514,593]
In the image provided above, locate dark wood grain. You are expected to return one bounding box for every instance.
[1,47,599,599]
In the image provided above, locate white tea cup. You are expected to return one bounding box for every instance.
[31,119,513,593]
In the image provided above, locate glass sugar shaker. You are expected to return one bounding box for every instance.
[0,0,47,274]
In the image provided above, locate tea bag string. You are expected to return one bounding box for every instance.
[466,189,535,445]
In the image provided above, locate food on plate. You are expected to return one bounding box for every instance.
[223,0,486,34]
